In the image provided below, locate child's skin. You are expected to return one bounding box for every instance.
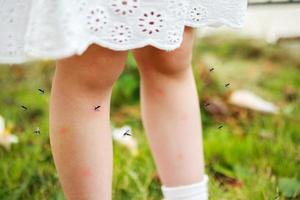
[49,26,205,199]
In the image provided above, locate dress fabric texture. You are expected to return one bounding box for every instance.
[0,0,248,64]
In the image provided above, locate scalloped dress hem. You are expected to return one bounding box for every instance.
[0,0,248,64]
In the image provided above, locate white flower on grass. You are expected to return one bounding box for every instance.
[0,115,18,150]
[112,125,138,156]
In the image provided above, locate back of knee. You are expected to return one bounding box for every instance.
[78,71,122,92]
[56,46,128,93]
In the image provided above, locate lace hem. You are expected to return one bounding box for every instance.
[0,0,248,64]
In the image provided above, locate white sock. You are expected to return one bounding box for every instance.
[161,175,209,200]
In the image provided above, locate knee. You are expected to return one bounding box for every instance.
[139,50,193,76]
[56,44,128,92]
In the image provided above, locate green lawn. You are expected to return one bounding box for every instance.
[0,32,300,200]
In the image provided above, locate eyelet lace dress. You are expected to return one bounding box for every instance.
[0,0,248,64]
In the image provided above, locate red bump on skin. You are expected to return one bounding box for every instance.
[59,127,69,136]
[177,153,183,160]
[80,167,92,178]
[157,88,165,96]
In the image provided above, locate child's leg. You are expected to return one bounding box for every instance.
[49,44,128,199]
[132,27,205,187]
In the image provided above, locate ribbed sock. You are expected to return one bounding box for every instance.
[161,175,209,200]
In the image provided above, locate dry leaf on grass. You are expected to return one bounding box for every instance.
[228,89,279,114]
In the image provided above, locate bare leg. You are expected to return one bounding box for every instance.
[132,27,205,187]
[49,44,128,199]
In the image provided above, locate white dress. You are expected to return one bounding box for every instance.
[0,0,248,64]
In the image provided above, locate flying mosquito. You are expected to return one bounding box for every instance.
[123,129,131,137]
[38,88,45,94]
[274,195,280,200]
[218,125,223,130]
[225,83,230,87]
[204,102,210,107]
[209,68,214,72]
[21,105,28,111]
[34,127,40,135]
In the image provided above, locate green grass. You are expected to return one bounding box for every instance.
[0,33,300,199]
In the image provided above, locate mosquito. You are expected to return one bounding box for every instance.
[123,129,131,137]
[225,83,230,87]
[21,105,28,111]
[38,88,45,94]
[34,127,40,135]
[94,105,101,111]
[204,102,210,107]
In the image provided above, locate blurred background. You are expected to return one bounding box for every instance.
[0,1,300,199]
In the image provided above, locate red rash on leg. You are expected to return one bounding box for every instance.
[59,127,69,136]
[157,88,165,96]
[177,153,183,160]
[80,166,92,178]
